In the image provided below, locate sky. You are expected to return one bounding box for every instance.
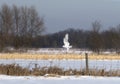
[0,0,120,33]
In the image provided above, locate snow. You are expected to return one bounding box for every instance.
[0,75,120,84]
[27,48,93,54]
[0,59,119,70]
[0,58,119,84]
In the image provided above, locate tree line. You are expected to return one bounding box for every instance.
[34,21,120,54]
[0,4,44,51]
[0,5,120,54]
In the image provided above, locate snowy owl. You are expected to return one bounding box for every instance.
[63,33,72,52]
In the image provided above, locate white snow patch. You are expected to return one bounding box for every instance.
[0,75,120,84]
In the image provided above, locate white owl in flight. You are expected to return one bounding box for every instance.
[63,33,72,52]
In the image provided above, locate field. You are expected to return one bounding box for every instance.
[0,52,120,76]
[0,51,120,84]
[0,53,120,60]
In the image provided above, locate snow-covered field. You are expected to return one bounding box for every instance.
[26,48,93,55]
[0,58,120,84]
[0,75,120,84]
[0,59,119,70]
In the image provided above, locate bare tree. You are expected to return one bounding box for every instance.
[0,4,45,49]
[92,20,101,33]
[88,21,102,54]
[0,4,13,50]
[18,6,44,47]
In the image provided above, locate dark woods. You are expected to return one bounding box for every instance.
[34,21,120,54]
[0,5,120,53]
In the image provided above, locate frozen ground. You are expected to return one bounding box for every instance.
[27,48,93,54]
[27,48,116,54]
[0,59,120,70]
[0,75,120,84]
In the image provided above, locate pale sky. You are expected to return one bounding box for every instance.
[0,0,120,33]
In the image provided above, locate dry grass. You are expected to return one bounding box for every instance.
[0,64,120,76]
[0,64,30,76]
[0,53,120,60]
